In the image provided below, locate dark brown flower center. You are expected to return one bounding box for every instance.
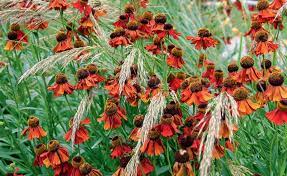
[105,102,118,116]
[268,73,284,86]
[148,75,160,89]
[190,81,203,93]
[119,15,127,20]
[154,13,167,24]
[148,128,160,140]
[198,28,211,38]
[164,23,173,30]
[119,155,131,168]
[175,150,189,163]
[7,31,18,40]
[35,143,46,155]
[164,101,180,115]
[86,64,98,74]
[255,30,268,42]
[256,80,267,92]
[74,40,85,48]
[251,21,262,30]
[76,68,90,80]
[227,63,239,72]
[55,73,68,84]
[214,70,223,79]
[28,116,39,127]
[133,115,144,127]
[240,56,254,69]
[127,21,139,30]
[124,4,135,14]
[160,114,173,124]
[223,77,236,88]
[79,163,93,175]
[56,32,67,42]
[72,156,85,168]
[48,140,60,152]
[233,88,249,101]
[179,135,193,148]
[261,59,272,69]
[257,0,269,11]
[140,18,149,24]
[142,11,153,21]
[171,47,183,57]
[111,136,122,147]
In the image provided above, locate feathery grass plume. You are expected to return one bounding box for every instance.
[228,160,253,176]
[137,51,148,86]
[124,92,166,176]
[118,48,137,94]
[198,92,239,176]
[170,90,180,103]
[18,46,95,83]
[89,13,108,43]
[71,90,94,149]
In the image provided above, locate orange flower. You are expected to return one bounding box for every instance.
[269,0,286,10]
[211,69,224,88]
[129,115,144,141]
[110,136,132,158]
[113,155,130,176]
[238,56,261,83]
[265,72,287,101]
[70,156,85,176]
[218,120,238,139]
[48,73,74,96]
[245,21,266,39]
[34,144,47,167]
[138,11,154,36]
[137,156,154,175]
[4,31,23,51]
[75,68,96,90]
[86,64,105,84]
[253,30,278,56]
[22,116,47,140]
[186,28,218,50]
[152,13,166,33]
[78,16,95,36]
[164,101,183,126]
[202,62,215,80]
[222,77,238,95]
[49,0,69,10]
[109,27,131,48]
[157,114,179,138]
[181,81,213,105]
[254,80,268,106]
[233,87,260,116]
[167,47,185,69]
[26,17,48,30]
[141,128,165,156]
[145,36,165,55]
[126,21,145,42]
[158,23,181,40]
[261,59,274,80]
[168,72,186,92]
[64,118,90,144]
[41,140,70,167]
[53,32,73,53]
[253,0,276,23]
[97,101,127,130]
[227,62,239,78]
[53,162,71,176]
[79,162,103,176]
[73,0,92,16]
[266,100,287,125]
[173,150,195,176]
[141,75,162,102]
[212,142,225,159]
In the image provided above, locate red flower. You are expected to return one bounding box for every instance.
[48,73,74,96]
[138,157,154,175]
[86,64,105,85]
[266,100,287,125]
[75,68,96,90]
[113,15,129,28]
[202,62,215,80]
[145,36,165,55]
[186,28,218,50]
[53,32,73,53]
[167,47,185,69]
[109,28,131,48]
[212,142,225,159]
[49,0,69,10]
[210,70,224,88]
[158,23,181,40]
[152,13,166,33]
[79,163,103,176]
[227,62,239,79]
[157,114,179,138]
[141,75,161,102]
[168,72,186,91]
[173,150,195,176]
[238,56,261,83]
[78,16,95,36]
[70,156,85,176]
[164,101,183,126]
[252,30,278,56]
[265,72,287,101]
[34,144,47,167]
[22,116,47,140]
[53,162,71,176]
[26,17,49,30]
[73,0,92,16]
[5,31,23,51]
[269,0,286,10]
[222,77,238,95]
[129,115,144,142]
[245,21,266,39]
[97,101,127,130]
[253,0,276,23]
[42,140,70,168]
[10,23,28,43]
[126,21,145,42]
[110,136,132,158]
[64,118,90,144]
[138,11,154,36]
[141,128,165,156]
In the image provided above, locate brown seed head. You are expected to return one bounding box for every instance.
[55,73,68,84]
[268,72,284,86]
[198,28,211,37]
[255,30,268,42]
[233,87,249,101]
[240,56,254,68]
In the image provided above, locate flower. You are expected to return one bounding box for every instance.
[129,114,144,141]
[64,118,90,144]
[254,80,268,106]
[97,101,127,130]
[73,0,92,16]
[22,116,47,140]
[238,56,261,83]
[266,100,287,125]
[157,114,179,138]
[145,36,165,55]
[141,128,165,156]
[181,81,213,105]
[79,162,103,176]
[211,69,224,88]
[158,23,181,40]
[48,73,74,96]
[253,30,278,56]
[261,59,274,80]
[113,15,129,28]
[26,17,49,30]
[167,47,185,69]
[4,31,23,51]
[126,21,144,42]
[168,72,186,91]
[245,21,266,39]
[49,0,69,10]
[233,87,260,116]
[152,13,167,33]
[10,23,28,43]
[53,31,73,53]
[173,150,195,176]
[265,72,287,101]
[138,11,154,36]
[212,142,225,159]
[70,156,85,176]
[86,64,105,85]
[138,156,154,175]
[141,75,162,102]
[75,68,96,90]
[105,75,138,98]
[186,28,218,50]
[34,144,47,167]
[202,62,215,80]
[269,0,286,10]
[109,27,131,48]
[113,155,130,176]
[42,140,70,167]
[78,16,95,36]
[110,136,132,158]
[253,0,276,23]
[53,162,71,176]
[218,120,238,139]
[164,101,183,126]
[227,62,239,78]
[222,77,238,94]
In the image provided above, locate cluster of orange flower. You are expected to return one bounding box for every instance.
[3,0,287,175]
